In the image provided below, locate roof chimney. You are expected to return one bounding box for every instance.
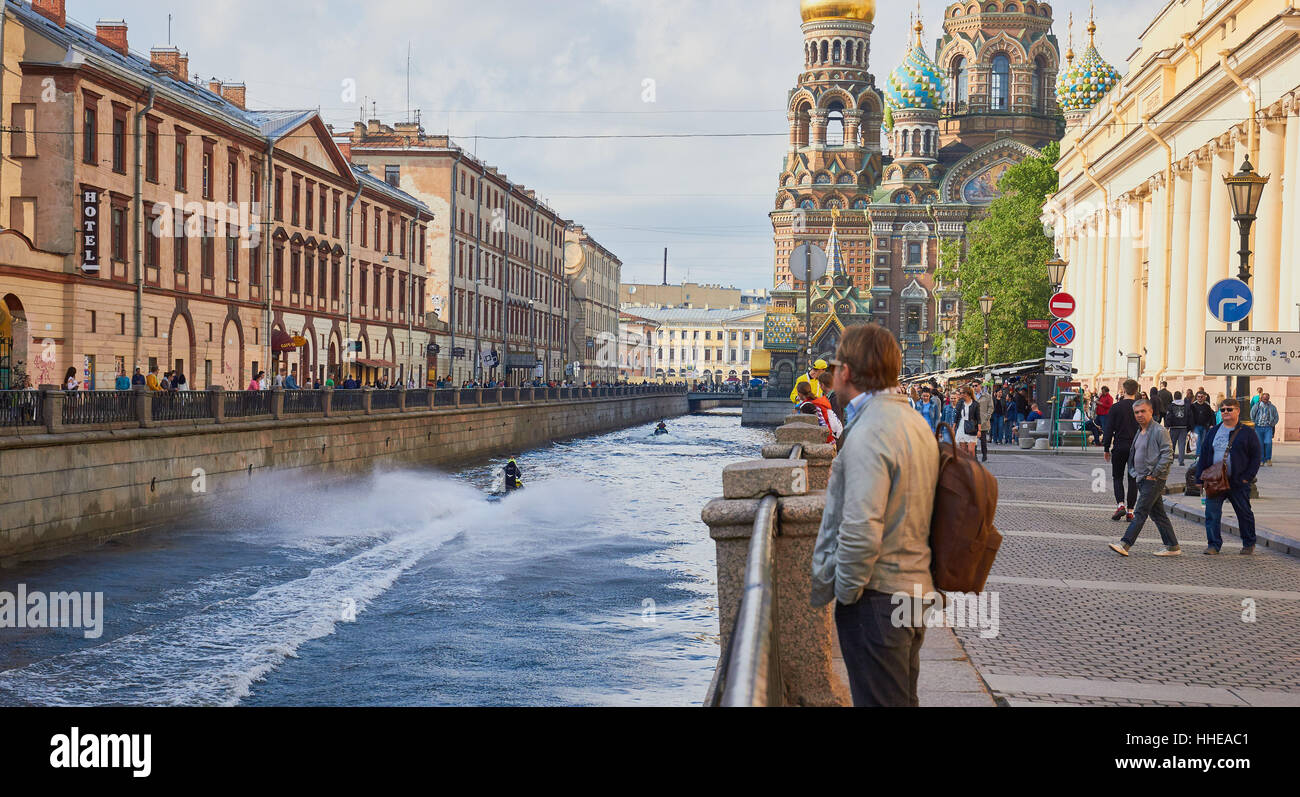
[32,0,66,28]
[208,78,223,95]
[95,19,129,56]
[177,53,189,82]
[150,47,181,79]
[220,82,246,109]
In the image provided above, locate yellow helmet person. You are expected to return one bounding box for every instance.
[790,359,828,403]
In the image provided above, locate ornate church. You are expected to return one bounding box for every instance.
[765,0,1066,382]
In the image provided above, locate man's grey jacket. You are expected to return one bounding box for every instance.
[1127,420,1173,482]
[811,392,940,607]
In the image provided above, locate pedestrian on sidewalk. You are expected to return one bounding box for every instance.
[1095,386,1113,439]
[1250,393,1278,466]
[1157,382,1173,424]
[1103,379,1141,522]
[1109,399,1180,557]
[914,387,939,433]
[956,386,981,457]
[975,379,993,462]
[810,323,939,708]
[1190,392,1215,456]
[1194,398,1262,555]
[1165,391,1191,467]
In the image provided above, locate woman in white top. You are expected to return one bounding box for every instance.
[64,366,79,391]
[955,385,980,457]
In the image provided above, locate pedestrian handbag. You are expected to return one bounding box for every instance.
[962,404,979,437]
[1199,428,1239,499]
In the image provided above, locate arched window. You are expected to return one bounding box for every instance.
[1033,56,1048,111]
[951,56,968,106]
[820,40,828,63]
[990,54,1010,111]
[911,129,921,155]
[833,40,842,63]
[826,102,845,146]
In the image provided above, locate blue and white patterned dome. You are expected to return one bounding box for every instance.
[1056,21,1120,114]
[884,25,946,112]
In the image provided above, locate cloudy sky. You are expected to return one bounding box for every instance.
[72,0,1165,289]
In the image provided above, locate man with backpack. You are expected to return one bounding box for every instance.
[1103,380,1141,522]
[1164,391,1191,467]
[809,324,939,707]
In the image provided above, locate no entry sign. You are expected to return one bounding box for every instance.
[1049,320,1076,347]
[1049,292,1076,319]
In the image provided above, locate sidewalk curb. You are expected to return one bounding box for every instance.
[1161,497,1300,558]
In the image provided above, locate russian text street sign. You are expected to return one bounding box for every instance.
[1026,319,1052,331]
[1207,278,1253,324]
[1204,331,1300,376]
[1048,292,1076,319]
[1048,320,1076,347]
[1045,346,1073,363]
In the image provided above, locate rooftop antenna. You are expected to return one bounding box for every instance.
[406,42,411,124]
[167,14,172,46]
[663,248,668,286]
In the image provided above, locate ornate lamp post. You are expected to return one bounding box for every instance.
[978,294,994,371]
[1222,156,1269,400]
[1046,254,1068,293]
[940,314,956,371]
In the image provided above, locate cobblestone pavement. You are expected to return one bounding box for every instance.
[953,446,1300,707]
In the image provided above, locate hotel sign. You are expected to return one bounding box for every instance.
[81,189,100,273]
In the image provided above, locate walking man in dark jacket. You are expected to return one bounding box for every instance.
[1190,392,1215,452]
[1194,398,1262,554]
[1103,379,1141,522]
[1164,391,1191,466]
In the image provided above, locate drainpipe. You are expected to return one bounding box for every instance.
[345,181,362,378]
[1078,148,1110,386]
[1180,34,1200,76]
[133,86,156,365]
[1141,113,1175,385]
[1219,49,1258,164]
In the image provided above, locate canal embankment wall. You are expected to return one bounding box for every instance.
[0,391,687,562]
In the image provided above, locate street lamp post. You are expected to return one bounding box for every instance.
[979,294,994,371]
[1223,156,1270,401]
[1046,253,1068,293]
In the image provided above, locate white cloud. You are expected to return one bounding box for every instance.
[69,0,1165,289]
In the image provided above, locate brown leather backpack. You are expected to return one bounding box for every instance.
[931,423,1002,593]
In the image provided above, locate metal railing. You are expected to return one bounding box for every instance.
[370,390,401,411]
[407,389,430,408]
[434,389,457,407]
[709,443,801,707]
[283,390,323,415]
[62,390,136,425]
[151,390,212,422]
[0,390,43,427]
[224,390,273,418]
[331,390,365,413]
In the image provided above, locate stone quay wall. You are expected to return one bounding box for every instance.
[0,389,687,562]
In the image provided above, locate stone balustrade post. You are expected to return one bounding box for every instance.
[397,384,407,412]
[322,386,335,417]
[426,387,437,410]
[494,386,504,405]
[271,386,286,419]
[39,386,63,434]
[361,387,373,415]
[134,384,155,428]
[475,387,484,407]
[208,385,226,423]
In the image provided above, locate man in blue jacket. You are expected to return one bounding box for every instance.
[1194,398,1263,555]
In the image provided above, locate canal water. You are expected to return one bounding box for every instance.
[0,411,768,706]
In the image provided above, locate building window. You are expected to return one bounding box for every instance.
[359,268,368,307]
[273,247,284,291]
[226,228,239,281]
[274,175,284,221]
[291,250,301,293]
[385,165,400,187]
[361,206,368,247]
[146,213,160,268]
[145,125,159,182]
[304,251,314,296]
[202,151,212,199]
[908,241,923,265]
[111,116,126,173]
[906,306,921,334]
[319,192,326,235]
[175,134,187,190]
[875,271,889,285]
[305,183,314,229]
[110,205,127,262]
[250,241,261,287]
[227,161,237,203]
[990,54,1011,111]
[174,214,189,273]
[201,218,215,278]
[952,56,968,105]
[292,179,300,226]
[83,105,97,164]
[333,196,340,238]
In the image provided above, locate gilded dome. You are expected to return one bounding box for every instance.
[800,0,876,23]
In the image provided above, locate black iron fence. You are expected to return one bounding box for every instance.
[62,390,137,425]
[283,390,323,415]
[370,390,401,411]
[331,390,365,413]
[0,390,42,427]
[151,390,212,422]
[224,391,273,418]
[434,389,457,407]
[407,389,430,408]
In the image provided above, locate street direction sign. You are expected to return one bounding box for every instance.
[789,243,828,283]
[1207,278,1253,324]
[1026,319,1052,331]
[1045,346,1074,364]
[1048,292,1077,319]
[1045,361,1073,377]
[1204,330,1300,376]
[1048,320,1076,347]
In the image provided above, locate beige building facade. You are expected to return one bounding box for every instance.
[564,225,621,383]
[0,1,431,391]
[1045,0,1300,438]
[633,307,765,383]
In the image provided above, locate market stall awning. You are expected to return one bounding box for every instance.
[356,359,396,369]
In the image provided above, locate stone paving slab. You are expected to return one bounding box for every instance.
[831,626,996,707]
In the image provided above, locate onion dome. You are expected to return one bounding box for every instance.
[800,0,875,23]
[884,19,946,112]
[1056,17,1120,114]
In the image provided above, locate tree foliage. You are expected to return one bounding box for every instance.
[936,141,1060,369]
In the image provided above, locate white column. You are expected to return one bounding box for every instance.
[1106,201,1126,378]
[1278,111,1300,331]
[1145,178,1169,379]
[1205,141,1235,327]
[1118,200,1141,361]
[1083,219,1100,379]
[1167,166,1192,376]
[1185,154,1211,379]
[1254,118,1285,332]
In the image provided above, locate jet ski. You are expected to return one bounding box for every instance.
[652,421,669,436]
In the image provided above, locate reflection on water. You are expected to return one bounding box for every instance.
[0,410,765,706]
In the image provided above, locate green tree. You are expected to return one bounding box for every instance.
[936,141,1060,369]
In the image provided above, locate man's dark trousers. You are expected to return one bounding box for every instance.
[1111,445,1138,507]
[1121,478,1178,547]
[835,590,925,707]
[1205,483,1256,550]
[979,430,988,461]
